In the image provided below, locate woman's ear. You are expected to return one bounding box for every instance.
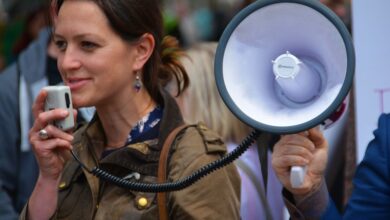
[132,33,155,70]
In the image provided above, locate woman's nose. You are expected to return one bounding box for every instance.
[59,47,82,71]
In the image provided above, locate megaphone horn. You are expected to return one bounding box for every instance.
[215,0,355,187]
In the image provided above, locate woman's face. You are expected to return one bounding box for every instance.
[53,0,139,108]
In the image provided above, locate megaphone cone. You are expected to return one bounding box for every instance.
[215,0,354,134]
[215,0,355,187]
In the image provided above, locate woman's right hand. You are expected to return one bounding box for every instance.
[29,90,75,181]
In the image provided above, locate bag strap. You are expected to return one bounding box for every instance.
[157,124,188,220]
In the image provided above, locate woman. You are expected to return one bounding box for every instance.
[22,0,240,219]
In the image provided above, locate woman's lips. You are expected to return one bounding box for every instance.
[66,78,90,91]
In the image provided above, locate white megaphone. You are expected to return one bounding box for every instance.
[215,0,355,188]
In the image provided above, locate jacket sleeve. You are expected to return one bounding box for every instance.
[283,179,341,220]
[342,113,390,219]
[167,125,241,220]
[0,65,21,220]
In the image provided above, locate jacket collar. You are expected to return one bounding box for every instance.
[155,87,185,149]
[73,88,185,176]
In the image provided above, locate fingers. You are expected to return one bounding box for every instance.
[31,108,70,133]
[30,127,73,149]
[278,134,316,152]
[33,138,73,180]
[272,154,309,170]
[308,127,328,149]
[40,138,73,152]
[273,138,313,169]
[42,124,74,142]
[298,130,309,137]
[272,134,315,172]
[276,144,313,162]
[30,132,72,162]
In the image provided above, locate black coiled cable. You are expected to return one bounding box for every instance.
[71,129,261,192]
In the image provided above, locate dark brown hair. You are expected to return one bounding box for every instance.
[53,0,189,102]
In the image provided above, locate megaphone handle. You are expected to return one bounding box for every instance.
[290,165,307,188]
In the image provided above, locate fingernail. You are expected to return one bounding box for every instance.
[62,110,69,116]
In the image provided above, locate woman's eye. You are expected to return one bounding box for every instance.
[55,40,67,51]
[81,41,98,50]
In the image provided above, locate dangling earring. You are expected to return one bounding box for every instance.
[134,72,142,93]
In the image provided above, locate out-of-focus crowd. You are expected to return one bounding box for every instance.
[0,0,350,72]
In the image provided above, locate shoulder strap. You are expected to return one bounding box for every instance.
[157,124,188,220]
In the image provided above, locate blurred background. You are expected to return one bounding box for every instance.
[0,0,351,70]
[0,0,48,69]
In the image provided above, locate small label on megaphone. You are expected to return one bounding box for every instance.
[273,52,322,104]
[273,51,301,79]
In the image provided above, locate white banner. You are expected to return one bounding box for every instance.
[352,0,390,162]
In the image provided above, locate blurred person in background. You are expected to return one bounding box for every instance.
[168,42,285,220]
[0,54,5,71]
[0,1,51,67]
[162,0,255,47]
[0,25,59,220]
[320,0,351,32]
[12,5,48,56]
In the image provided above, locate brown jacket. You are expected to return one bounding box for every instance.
[20,90,241,220]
